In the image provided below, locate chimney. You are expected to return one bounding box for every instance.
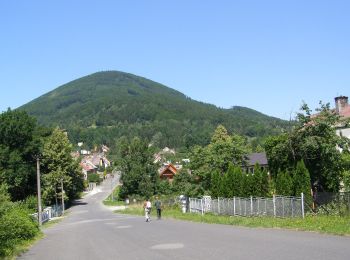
[335,96,348,114]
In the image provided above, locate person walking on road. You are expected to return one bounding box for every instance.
[154,197,162,220]
[144,199,152,222]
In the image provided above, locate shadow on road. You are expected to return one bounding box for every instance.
[71,200,88,206]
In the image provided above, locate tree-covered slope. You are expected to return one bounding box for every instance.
[20,71,288,148]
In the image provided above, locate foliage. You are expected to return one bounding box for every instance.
[208,163,272,198]
[41,127,84,205]
[87,173,102,184]
[210,171,221,198]
[0,185,40,257]
[316,201,349,216]
[265,102,350,192]
[117,137,158,199]
[20,71,288,151]
[191,125,250,191]
[275,171,294,196]
[342,152,350,192]
[156,180,173,196]
[172,171,204,197]
[293,160,312,202]
[0,109,43,201]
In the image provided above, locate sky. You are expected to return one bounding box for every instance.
[0,0,349,120]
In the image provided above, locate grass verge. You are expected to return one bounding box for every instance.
[115,205,350,236]
[103,185,125,207]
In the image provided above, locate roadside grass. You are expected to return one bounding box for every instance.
[103,200,126,206]
[115,205,350,236]
[103,185,125,207]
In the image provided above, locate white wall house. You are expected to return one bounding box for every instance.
[334,96,350,140]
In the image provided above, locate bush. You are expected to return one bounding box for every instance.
[21,195,38,213]
[87,173,102,184]
[0,205,40,256]
[317,202,349,216]
[0,185,40,257]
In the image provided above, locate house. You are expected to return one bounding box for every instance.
[159,163,178,181]
[80,160,97,180]
[242,152,268,174]
[153,147,176,164]
[334,96,350,140]
[84,153,111,169]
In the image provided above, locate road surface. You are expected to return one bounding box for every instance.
[20,179,350,260]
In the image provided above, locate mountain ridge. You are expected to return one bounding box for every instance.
[20,71,288,149]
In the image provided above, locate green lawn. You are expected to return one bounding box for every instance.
[115,204,350,236]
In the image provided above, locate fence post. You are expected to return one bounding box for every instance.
[273,194,276,218]
[233,197,236,216]
[250,196,253,216]
[217,197,220,215]
[201,198,204,216]
[282,196,285,218]
[301,193,305,219]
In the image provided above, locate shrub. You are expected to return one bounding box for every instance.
[0,204,40,256]
[87,173,102,184]
[0,185,40,257]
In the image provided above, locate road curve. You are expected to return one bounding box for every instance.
[20,180,350,260]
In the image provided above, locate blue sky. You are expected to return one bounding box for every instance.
[0,0,349,119]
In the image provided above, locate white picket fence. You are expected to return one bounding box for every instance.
[189,194,305,218]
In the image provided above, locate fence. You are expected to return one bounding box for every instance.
[313,192,350,215]
[189,194,305,218]
[32,205,63,223]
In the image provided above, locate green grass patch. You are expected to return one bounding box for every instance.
[103,185,125,206]
[115,205,350,236]
[103,200,126,206]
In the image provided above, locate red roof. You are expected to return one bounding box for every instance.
[160,164,177,179]
[80,161,96,171]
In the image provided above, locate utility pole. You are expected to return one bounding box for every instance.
[111,174,114,201]
[61,179,65,214]
[36,157,42,226]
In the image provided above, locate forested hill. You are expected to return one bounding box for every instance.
[20,71,288,149]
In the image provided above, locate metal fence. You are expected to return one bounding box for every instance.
[189,194,305,218]
[32,205,63,223]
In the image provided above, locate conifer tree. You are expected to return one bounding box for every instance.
[232,166,243,197]
[252,163,262,196]
[225,163,236,197]
[293,160,312,202]
[210,171,221,198]
[275,171,293,196]
[260,169,270,197]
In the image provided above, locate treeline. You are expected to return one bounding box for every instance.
[209,161,311,201]
[0,109,84,204]
[108,102,349,203]
[210,164,269,198]
[116,125,313,202]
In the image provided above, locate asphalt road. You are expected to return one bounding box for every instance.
[20,179,350,260]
